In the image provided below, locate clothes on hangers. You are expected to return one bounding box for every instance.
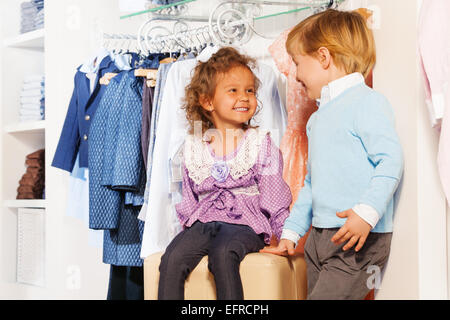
[141,83,154,170]
[88,70,146,266]
[151,0,180,5]
[88,53,166,297]
[139,45,288,259]
[418,0,450,206]
[136,53,165,170]
[52,54,121,172]
[66,154,103,248]
[88,70,145,299]
[418,0,449,128]
[64,51,114,249]
[56,49,133,248]
[139,53,195,222]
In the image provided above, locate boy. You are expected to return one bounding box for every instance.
[262,9,404,300]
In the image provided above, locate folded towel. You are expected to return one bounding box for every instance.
[25,158,44,168]
[20,89,44,97]
[26,149,45,161]
[20,96,44,104]
[20,27,37,34]
[16,192,43,200]
[19,175,44,186]
[21,9,38,16]
[25,168,45,178]
[17,185,44,194]
[21,104,44,111]
[22,81,44,89]
[21,20,36,26]
[22,172,44,183]
[19,108,44,116]
[26,165,44,174]
[23,75,45,83]
[25,165,45,174]
[19,115,44,122]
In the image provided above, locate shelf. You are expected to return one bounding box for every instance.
[4,200,46,209]
[4,120,46,134]
[120,0,197,19]
[3,29,44,50]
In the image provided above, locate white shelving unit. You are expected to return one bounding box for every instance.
[1,0,46,293]
[3,199,46,208]
[3,28,44,49]
[4,120,46,134]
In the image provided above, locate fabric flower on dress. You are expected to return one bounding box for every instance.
[211,161,230,182]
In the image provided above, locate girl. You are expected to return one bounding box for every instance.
[157,47,292,300]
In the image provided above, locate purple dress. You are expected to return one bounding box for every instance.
[175,129,292,244]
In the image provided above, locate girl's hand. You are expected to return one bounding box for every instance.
[259,239,296,256]
[331,209,372,252]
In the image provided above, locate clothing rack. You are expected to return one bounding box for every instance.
[132,0,345,54]
[120,0,339,20]
[109,0,346,54]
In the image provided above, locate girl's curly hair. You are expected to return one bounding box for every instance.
[182,47,261,135]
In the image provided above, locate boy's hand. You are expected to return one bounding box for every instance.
[259,239,296,256]
[331,209,371,252]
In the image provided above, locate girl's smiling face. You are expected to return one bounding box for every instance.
[205,65,258,130]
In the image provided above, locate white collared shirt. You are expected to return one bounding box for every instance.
[317,72,365,107]
[281,72,380,246]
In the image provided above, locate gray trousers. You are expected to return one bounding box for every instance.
[304,227,392,300]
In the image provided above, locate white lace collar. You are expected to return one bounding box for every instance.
[184,128,268,185]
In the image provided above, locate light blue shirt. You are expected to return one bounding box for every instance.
[282,77,404,238]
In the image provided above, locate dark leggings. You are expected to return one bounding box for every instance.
[158,221,265,300]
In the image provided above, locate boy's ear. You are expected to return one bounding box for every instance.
[199,94,213,112]
[317,47,331,69]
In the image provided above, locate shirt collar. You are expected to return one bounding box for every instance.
[79,47,110,74]
[110,52,132,71]
[317,72,365,108]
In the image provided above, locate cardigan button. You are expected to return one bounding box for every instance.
[83,134,88,141]
[85,115,90,121]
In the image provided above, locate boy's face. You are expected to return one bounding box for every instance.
[292,53,330,101]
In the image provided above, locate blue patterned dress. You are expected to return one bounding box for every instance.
[88,70,145,266]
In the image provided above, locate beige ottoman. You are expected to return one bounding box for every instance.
[144,252,307,300]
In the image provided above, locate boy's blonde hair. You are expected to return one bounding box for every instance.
[286,9,376,78]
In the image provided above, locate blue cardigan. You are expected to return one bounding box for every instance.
[283,83,404,236]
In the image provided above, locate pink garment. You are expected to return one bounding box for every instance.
[418,0,450,127]
[269,29,318,252]
[418,0,450,205]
